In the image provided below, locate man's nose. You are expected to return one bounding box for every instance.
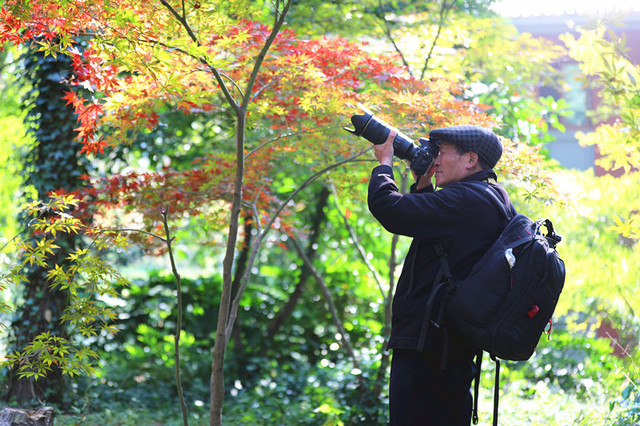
[434,151,443,166]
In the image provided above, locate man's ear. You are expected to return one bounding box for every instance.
[467,151,479,169]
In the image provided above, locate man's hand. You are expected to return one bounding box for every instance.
[413,164,436,190]
[374,130,395,167]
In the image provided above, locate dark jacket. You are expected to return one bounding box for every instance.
[368,165,513,352]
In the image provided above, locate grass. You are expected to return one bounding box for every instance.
[51,380,635,426]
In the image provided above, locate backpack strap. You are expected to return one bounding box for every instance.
[417,278,454,352]
[473,351,482,425]
[432,243,454,369]
[472,350,502,426]
[490,354,501,426]
[484,185,513,220]
[466,181,515,220]
[472,351,502,426]
[417,242,455,366]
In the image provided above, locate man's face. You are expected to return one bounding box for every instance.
[433,142,474,188]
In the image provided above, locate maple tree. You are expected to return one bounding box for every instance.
[0,0,561,423]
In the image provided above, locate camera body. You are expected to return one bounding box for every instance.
[344,105,439,176]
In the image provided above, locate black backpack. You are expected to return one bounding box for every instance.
[418,181,566,425]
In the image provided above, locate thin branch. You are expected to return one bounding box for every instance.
[158,0,240,112]
[88,226,166,242]
[374,0,415,79]
[330,184,386,299]
[261,149,371,235]
[225,148,371,342]
[162,208,189,426]
[159,0,196,48]
[618,362,640,392]
[181,0,187,21]
[0,226,33,253]
[240,0,293,111]
[274,0,281,27]
[196,63,244,98]
[289,234,366,388]
[420,0,454,81]
[245,124,344,159]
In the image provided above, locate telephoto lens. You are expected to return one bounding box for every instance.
[344,105,416,157]
[344,104,439,176]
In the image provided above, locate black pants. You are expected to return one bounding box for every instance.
[389,348,476,426]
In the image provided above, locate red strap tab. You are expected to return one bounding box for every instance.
[527,305,540,318]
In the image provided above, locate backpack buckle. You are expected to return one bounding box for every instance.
[541,219,562,247]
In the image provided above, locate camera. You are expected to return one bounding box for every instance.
[344,104,439,176]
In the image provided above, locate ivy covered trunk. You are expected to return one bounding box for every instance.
[5,46,86,404]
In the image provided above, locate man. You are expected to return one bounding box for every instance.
[368,125,513,425]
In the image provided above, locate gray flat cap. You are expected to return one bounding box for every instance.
[429,125,502,169]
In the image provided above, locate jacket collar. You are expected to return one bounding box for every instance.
[462,169,498,184]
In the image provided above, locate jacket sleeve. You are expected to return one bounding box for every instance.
[367,165,483,239]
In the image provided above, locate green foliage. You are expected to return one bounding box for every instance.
[1,194,130,380]
[501,328,617,394]
[611,381,640,426]
[283,0,497,38]
[86,269,387,424]
[3,331,98,379]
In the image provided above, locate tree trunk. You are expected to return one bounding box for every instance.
[6,44,85,405]
[0,407,55,426]
[210,110,246,426]
[206,3,292,424]
[230,214,253,368]
[6,259,70,404]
